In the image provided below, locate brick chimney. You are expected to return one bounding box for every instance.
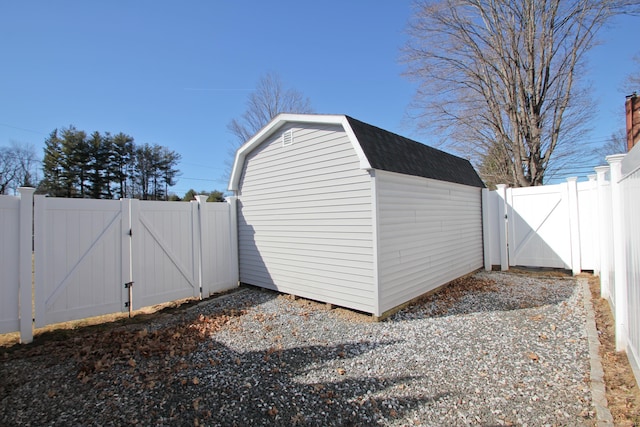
[626,93,640,151]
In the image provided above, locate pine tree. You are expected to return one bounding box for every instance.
[41,129,65,196]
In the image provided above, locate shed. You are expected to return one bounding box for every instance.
[228,114,485,317]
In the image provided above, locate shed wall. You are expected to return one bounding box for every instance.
[376,170,483,313]
[237,123,376,313]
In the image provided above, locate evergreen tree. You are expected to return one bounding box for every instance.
[111,132,135,199]
[41,129,65,196]
[40,126,181,199]
[60,126,89,197]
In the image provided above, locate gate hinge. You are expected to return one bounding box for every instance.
[124,302,130,308]
[124,281,134,288]
[128,228,132,236]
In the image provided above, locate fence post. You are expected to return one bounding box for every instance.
[595,166,611,299]
[195,195,208,298]
[18,187,35,344]
[227,196,239,285]
[566,177,581,275]
[496,184,509,271]
[588,174,600,276]
[127,199,139,311]
[607,154,627,352]
[481,188,492,271]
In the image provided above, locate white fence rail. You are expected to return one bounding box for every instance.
[0,192,238,343]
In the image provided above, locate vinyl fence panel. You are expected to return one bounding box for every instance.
[507,184,572,269]
[0,194,20,334]
[131,200,201,309]
[34,196,128,326]
[577,180,597,271]
[619,150,640,380]
[199,198,238,298]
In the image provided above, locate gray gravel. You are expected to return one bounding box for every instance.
[1,271,595,426]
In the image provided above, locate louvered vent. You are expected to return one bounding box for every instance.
[282,129,293,147]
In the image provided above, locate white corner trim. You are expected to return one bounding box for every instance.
[340,116,373,172]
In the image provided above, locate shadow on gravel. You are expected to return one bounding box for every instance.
[388,273,578,322]
[133,339,445,426]
[0,286,277,353]
[1,322,444,425]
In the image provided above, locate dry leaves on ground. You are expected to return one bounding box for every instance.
[588,275,640,426]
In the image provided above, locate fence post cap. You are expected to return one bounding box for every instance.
[17,187,36,195]
[606,153,626,164]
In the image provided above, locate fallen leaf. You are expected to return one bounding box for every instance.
[527,352,539,362]
[267,406,279,417]
[128,358,136,368]
[337,368,346,375]
[192,376,199,385]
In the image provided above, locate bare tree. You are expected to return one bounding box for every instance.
[224,72,313,183]
[404,0,637,187]
[228,72,313,145]
[0,146,19,194]
[623,54,640,94]
[0,142,39,194]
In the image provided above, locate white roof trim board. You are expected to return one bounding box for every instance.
[228,114,372,192]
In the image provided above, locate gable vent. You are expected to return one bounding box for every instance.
[282,129,293,147]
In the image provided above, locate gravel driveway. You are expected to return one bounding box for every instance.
[1,271,594,426]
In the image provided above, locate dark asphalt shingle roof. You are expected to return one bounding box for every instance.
[346,116,485,188]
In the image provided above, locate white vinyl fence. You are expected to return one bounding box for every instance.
[482,178,597,274]
[604,150,640,383]
[484,144,640,386]
[3,156,639,385]
[1,192,238,343]
[0,188,34,341]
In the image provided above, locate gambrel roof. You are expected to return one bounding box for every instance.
[344,116,485,188]
[228,113,485,191]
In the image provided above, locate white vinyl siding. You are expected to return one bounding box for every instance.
[237,123,376,313]
[375,170,483,313]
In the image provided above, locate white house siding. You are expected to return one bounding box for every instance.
[376,170,483,314]
[237,123,376,313]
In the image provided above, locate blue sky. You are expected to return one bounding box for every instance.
[1,1,638,195]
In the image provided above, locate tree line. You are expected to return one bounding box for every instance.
[39,126,181,200]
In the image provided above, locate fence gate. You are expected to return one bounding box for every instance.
[507,184,572,269]
[34,197,129,327]
[131,200,201,309]
[34,198,208,324]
